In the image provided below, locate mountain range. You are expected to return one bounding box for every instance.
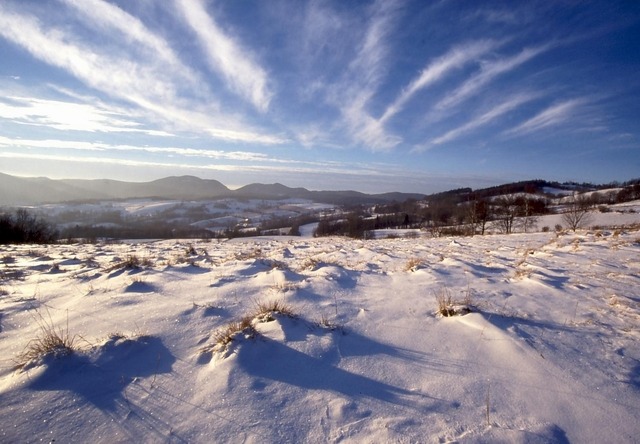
[0,173,425,206]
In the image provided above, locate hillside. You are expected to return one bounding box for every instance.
[0,227,638,441]
[0,173,423,206]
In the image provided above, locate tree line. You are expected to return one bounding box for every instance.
[0,209,58,244]
[313,194,551,239]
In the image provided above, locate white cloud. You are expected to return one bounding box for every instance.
[503,98,586,137]
[0,150,369,178]
[343,98,403,151]
[60,0,201,88]
[430,92,539,146]
[175,0,272,112]
[380,40,498,123]
[331,0,402,151]
[0,136,278,162]
[0,5,283,145]
[434,44,551,113]
[0,95,171,135]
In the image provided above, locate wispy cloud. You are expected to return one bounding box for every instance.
[60,0,201,88]
[380,40,499,123]
[0,151,244,172]
[0,136,278,162]
[333,0,403,151]
[0,95,171,135]
[434,44,551,113]
[175,0,272,112]
[0,7,183,112]
[503,98,586,137]
[428,92,539,146]
[0,4,282,144]
[0,150,374,178]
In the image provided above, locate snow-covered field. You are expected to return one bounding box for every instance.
[1,228,639,442]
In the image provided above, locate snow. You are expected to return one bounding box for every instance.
[1,226,639,442]
[542,187,572,196]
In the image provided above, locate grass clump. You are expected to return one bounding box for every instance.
[15,310,77,370]
[404,258,422,272]
[253,299,297,322]
[434,287,472,317]
[106,254,152,272]
[205,300,297,355]
[212,316,256,351]
[317,314,342,332]
[235,248,263,261]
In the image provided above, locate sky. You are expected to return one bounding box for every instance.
[0,0,638,194]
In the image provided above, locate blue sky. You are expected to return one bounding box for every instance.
[0,0,638,193]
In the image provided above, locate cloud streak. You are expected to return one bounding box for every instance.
[335,0,403,151]
[0,4,282,144]
[60,0,201,88]
[434,44,551,113]
[380,40,499,123]
[0,95,171,135]
[429,92,539,146]
[0,150,390,178]
[175,0,272,112]
[0,136,277,162]
[503,98,586,137]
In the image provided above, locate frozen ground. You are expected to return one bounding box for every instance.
[0,227,639,442]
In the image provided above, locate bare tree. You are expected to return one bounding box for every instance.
[517,198,539,233]
[493,196,519,234]
[562,193,594,232]
[466,198,490,235]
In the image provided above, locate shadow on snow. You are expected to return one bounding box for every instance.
[27,335,176,411]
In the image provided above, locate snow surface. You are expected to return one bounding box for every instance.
[1,228,639,442]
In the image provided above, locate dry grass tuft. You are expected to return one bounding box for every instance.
[317,314,342,331]
[212,316,256,351]
[270,281,299,294]
[106,254,152,272]
[201,299,299,358]
[404,257,422,272]
[235,248,263,261]
[253,299,297,321]
[15,310,77,370]
[300,258,321,271]
[435,288,455,317]
[434,287,472,317]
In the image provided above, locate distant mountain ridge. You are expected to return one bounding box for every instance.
[0,173,425,206]
[2,172,635,207]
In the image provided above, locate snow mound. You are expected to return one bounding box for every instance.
[0,229,639,441]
